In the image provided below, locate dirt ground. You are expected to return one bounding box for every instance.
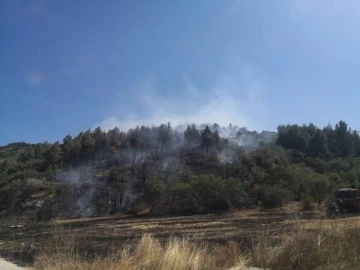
[0,258,29,270]
[0,203,351,268]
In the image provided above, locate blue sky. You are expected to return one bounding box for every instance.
[1,0,360,145]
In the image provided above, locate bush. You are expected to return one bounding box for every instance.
[0,188,17,210]
[191,174,224,212]
[262,185,290,209]
[308,175,333,205]
[168,182,196,214]
[222,177,245,209]
[144,178,165,213]
[301,194,313,211]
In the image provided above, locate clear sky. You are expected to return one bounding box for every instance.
[1,0,360,145]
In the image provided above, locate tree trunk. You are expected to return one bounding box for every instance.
[111,197,117,214]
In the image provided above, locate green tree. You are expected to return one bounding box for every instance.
[308,175,333,205]
[222,177,244,208]
[308,129,329,158]
[81,130,95,164]
[352,130,360,157]
[62,135,74,166]
[192,174,224,211]
[335,121,354,158]
[92,126,106,160]
[184,124,200,153]
[277,125,309,152]
[157,123,172,153]
[263,185,289,209]
[169,182,194,213]
[144,178,165,213]
[108,167,127,214]
[72,137,82,167]
[47,142,63,167]
[201,126,213,156]
[108,127,122,153]
[213,129,221,150]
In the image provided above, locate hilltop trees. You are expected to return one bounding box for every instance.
[276,121,360,160]
[62,135,74,166]
[2,120,360,217]
[92,127,106,159]
[184,124,201,153]
[201,126,213,156]
[80,130,95,164]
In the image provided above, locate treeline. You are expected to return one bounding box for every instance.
[277,121,360,159]
[0,123,273,183]
[2,121,360,218]
[0,123,274,216]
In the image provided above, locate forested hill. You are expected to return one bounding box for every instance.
[1,121,360,218]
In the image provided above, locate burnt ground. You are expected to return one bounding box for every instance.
[0,207,316,267]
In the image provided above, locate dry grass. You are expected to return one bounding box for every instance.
[6,208,360,270]
[251,218,360,270]
[33,227,249,270]
[30,215,360,270]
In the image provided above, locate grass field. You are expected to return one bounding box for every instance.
[1,204,360,269]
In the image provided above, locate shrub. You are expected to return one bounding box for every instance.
[222,177,245,209]
[262,185,290,209]
[168,182,195,214]
[308,175,333,205]
[301,194,313,211]
[144,178,165,213]
[191,174,224,212]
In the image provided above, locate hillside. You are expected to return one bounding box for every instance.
[1,121,360,219]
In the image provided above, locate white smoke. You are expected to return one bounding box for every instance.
[54,167,100,217]
[95,68,271,133]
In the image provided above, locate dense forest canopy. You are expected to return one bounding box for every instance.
[1,121,360,219]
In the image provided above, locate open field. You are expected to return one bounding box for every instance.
[1,204,360,269]
[0,208,294,263]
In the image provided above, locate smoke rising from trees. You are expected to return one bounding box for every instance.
[3,120,360,219]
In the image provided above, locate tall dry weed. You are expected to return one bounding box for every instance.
[34,216,360,270]
[34,228,248,270]
[250,217,360,270]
